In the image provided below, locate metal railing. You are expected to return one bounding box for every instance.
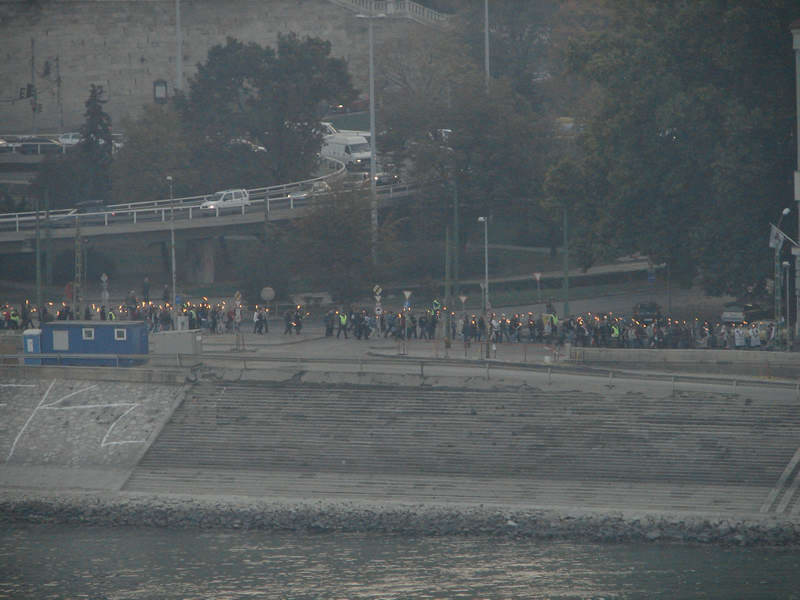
[328,0,448,25]
[4,351,799,394]
[0,158,417,237]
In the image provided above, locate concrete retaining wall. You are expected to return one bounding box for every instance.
[1,490,798,547]
[0,0,419,132]
[570,347,800,379]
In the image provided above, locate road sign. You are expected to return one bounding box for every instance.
[260,286,275,301]
[533,272,541,281]
[403,290,412,300]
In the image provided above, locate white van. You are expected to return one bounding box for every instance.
[200,189,251,215]
[321,134,372,171]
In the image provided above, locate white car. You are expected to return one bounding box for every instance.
[288,180,331,203]
[58,132,81,146]
[200,189,251,215]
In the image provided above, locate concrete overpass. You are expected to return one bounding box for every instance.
[0,162,417,282]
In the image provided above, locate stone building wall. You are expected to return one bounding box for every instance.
[0,0,416,134]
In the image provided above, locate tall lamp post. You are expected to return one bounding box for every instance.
[792,21,800,341]
[784,260,792,346]
[774,207,790,335]
[356,11,385,265]
[167,175,176,311]
[478,216,489,313]
[484,0,490,92]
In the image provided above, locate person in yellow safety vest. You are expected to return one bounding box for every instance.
[611,323,620,346]
[9,308,21,329]
[337,311,348,339]
[108,309,117,320]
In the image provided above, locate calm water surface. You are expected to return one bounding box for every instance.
[1,524,799,599]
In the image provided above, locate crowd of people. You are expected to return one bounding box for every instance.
[0,296,789,352]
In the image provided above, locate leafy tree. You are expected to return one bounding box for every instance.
[79,84,113,200]
[377,28,554,250]
[32,85,113,209]
[564,0,799,295]
[111,105,195,203]
[285,186,376,303]
[177,34,355,187]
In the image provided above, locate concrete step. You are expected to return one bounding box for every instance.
[122,382,799,496]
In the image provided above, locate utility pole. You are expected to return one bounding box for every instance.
[74,218,83,318]
[368,14,378,264]
[45,188,52,286]
[562,207,569,319]
[56,56,63,131]
[484,0,490,92]
[35,194,41,314]
[792,22,800,341]
[175,0,183,92]
[444,225,451,348]
[30,38,37,132]
[452,182,459,297]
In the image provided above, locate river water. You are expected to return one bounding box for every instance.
[1,524,798,599]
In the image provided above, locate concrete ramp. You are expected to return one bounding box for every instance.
[0,377,185,491]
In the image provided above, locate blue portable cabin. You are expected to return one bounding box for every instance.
[33,321,148,366]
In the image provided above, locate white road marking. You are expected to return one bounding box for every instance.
[6,379,55,461]
[0,384,36,387]
[760,446,800,513]
[6,380,146,457]
[41,385,98,408]
[101,404,145,447]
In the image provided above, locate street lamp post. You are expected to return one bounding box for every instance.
[356,12,384,265]
[562,206,569,319]
[484,0,490,92]
[792,21,800,341]
[478,216,489,313]
[784,260,792,346]
[167,175,176,311]
[774,207,790,334]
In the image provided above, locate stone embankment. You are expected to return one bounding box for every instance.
[1,491,798,547]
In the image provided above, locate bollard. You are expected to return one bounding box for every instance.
[547,367,552,385]
[796,380,800,400]
[732,379,737,393]
[672,375,676,396]
[486,362,490,380]
[420,362,424,378]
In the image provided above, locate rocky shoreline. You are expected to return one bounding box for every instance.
[1,490,798,547]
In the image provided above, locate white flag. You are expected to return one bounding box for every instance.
[769,224,785,249]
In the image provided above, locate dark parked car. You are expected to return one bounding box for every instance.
[720,302,769,324]
[633,301,662,323]
[51,200,113,227]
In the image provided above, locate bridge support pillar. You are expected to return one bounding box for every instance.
[197,237,216,284]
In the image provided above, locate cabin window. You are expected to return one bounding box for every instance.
[114,328,127,341]
[82,328,95,341]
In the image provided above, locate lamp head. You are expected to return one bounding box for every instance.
[783,260,791,268]
[477,216,487,222]
[783,207,791,216]
[166,175,173,182]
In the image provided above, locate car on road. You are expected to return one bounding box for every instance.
[199,189,251,215]
[374,172,400,187]
[632,301,662,323]
[287,180,331,203]
[51,200,114,227]
[720,302,769,324]
[58,132,81,146]
[19,137,64,155]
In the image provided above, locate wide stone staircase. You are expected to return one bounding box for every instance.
[122,382,800,512]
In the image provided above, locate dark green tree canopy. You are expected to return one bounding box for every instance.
[562,0,799,295]
[33,84,114,208]
[177,34,355,186]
